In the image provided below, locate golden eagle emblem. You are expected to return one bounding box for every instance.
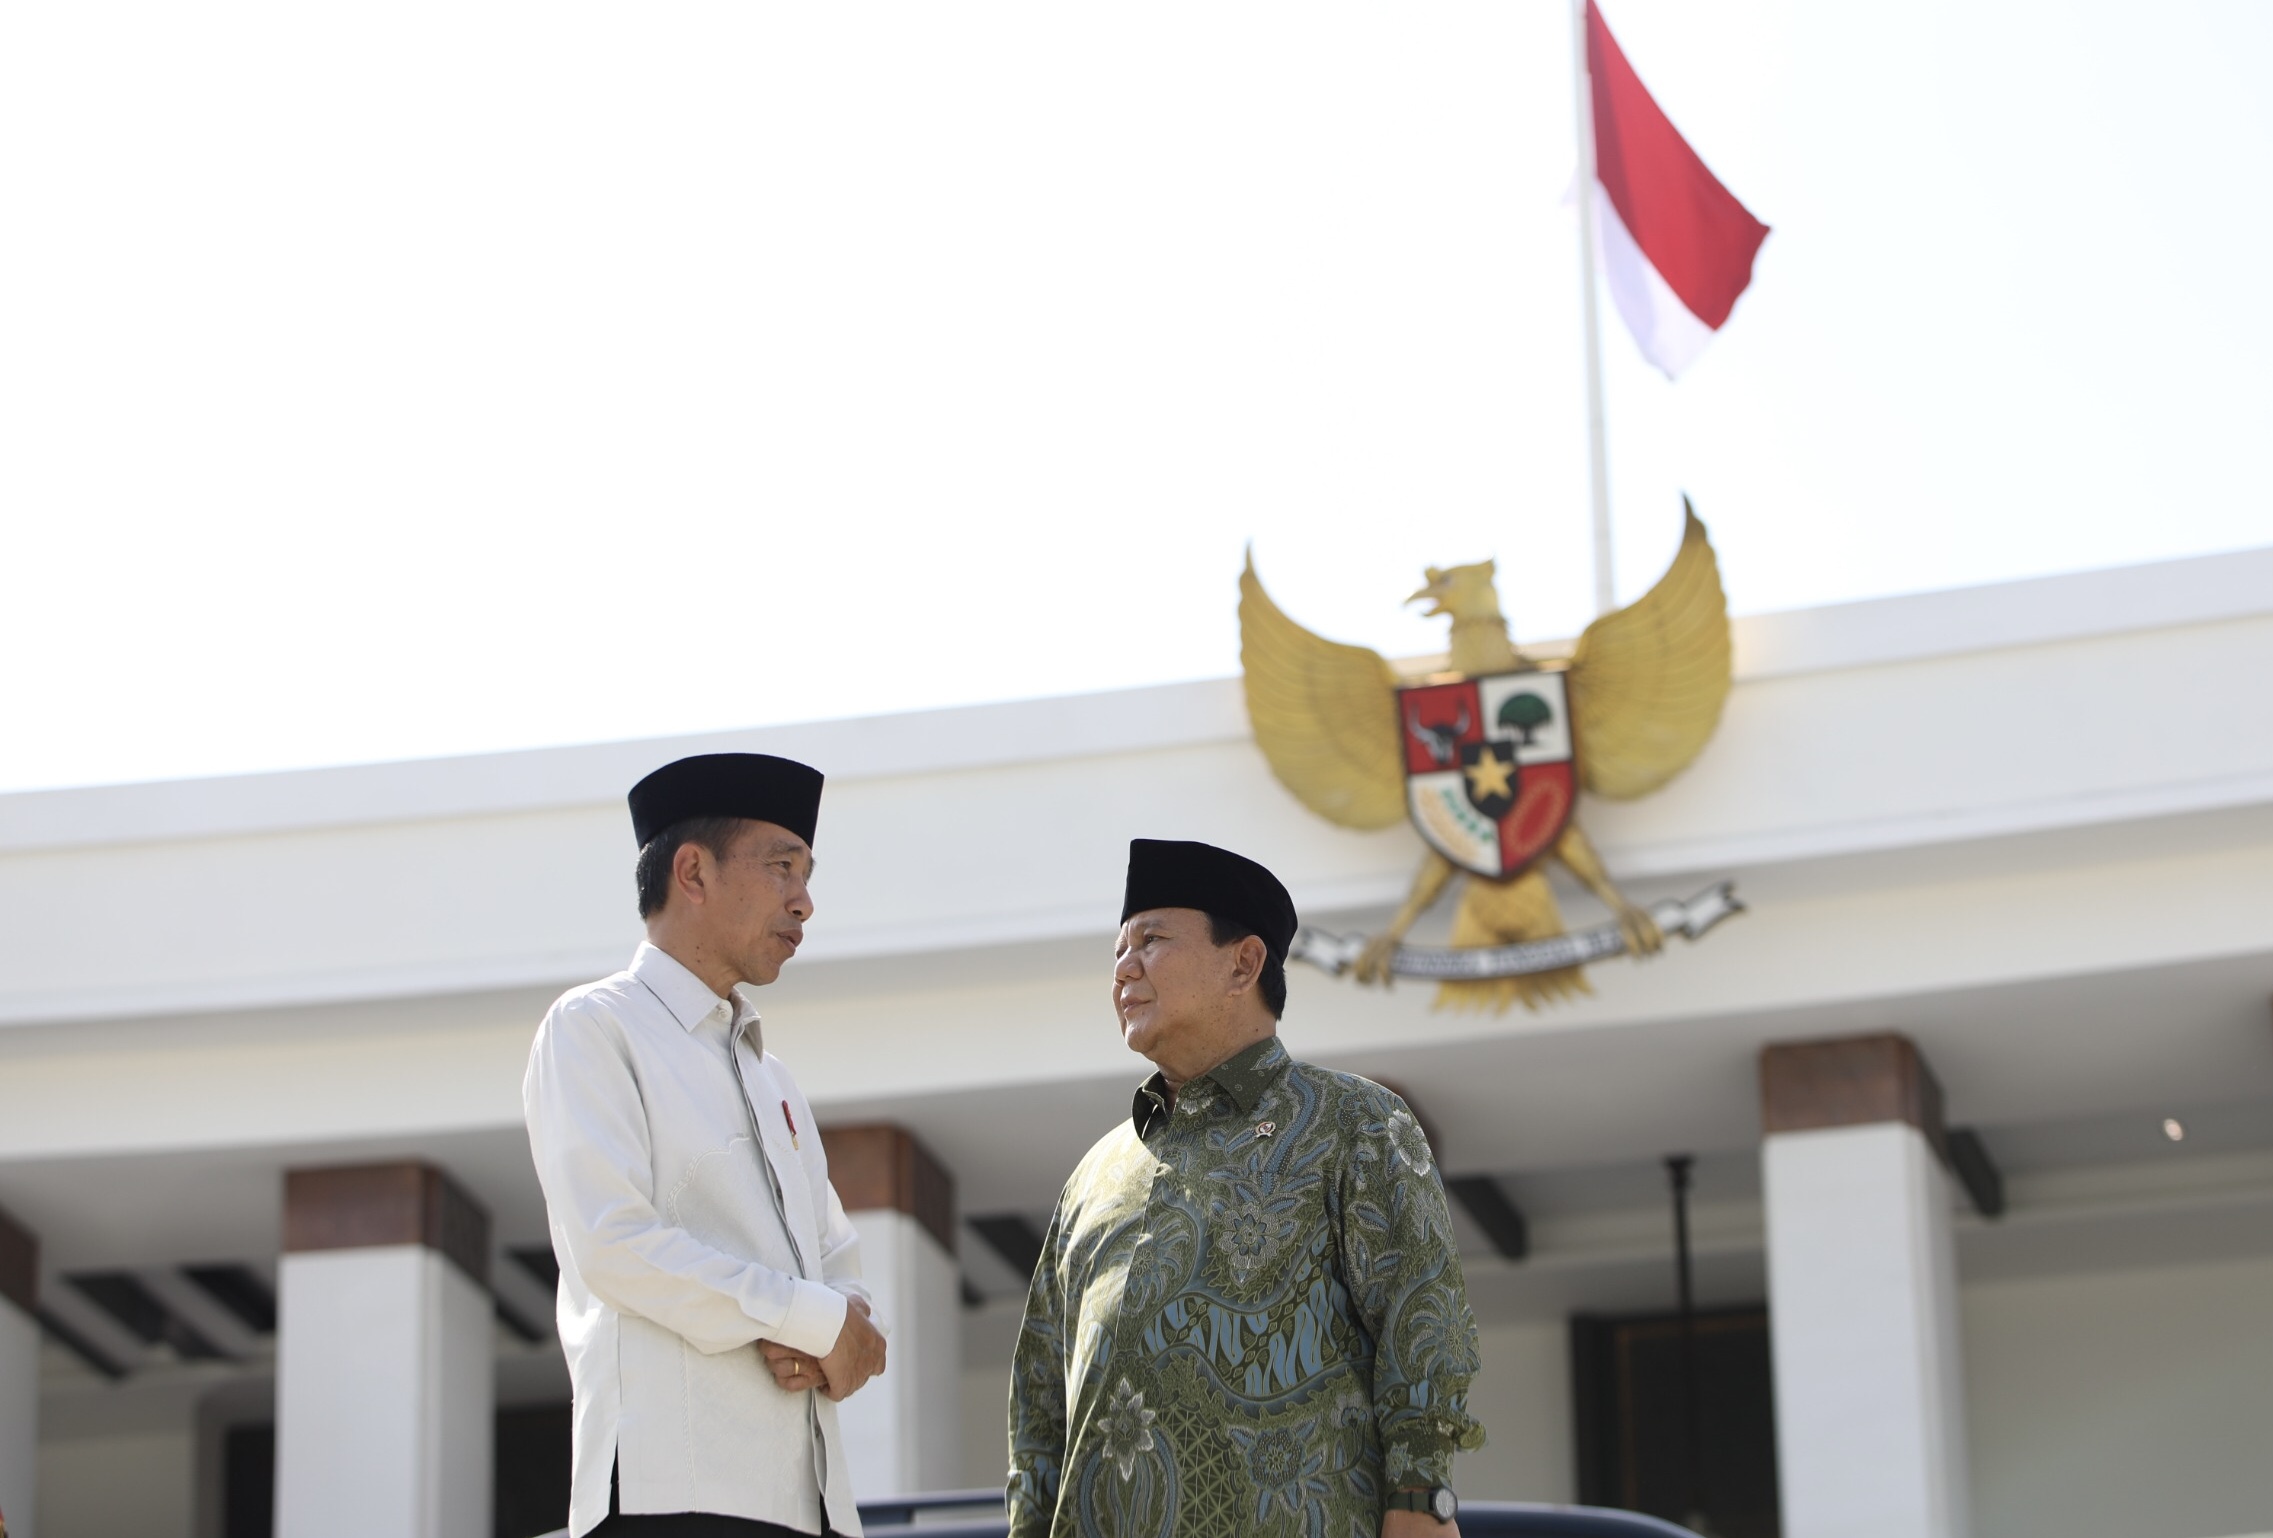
[1241,503,1736,1011]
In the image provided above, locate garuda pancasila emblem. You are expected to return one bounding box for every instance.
[1241,503,1742,1012]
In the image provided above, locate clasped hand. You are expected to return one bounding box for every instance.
[758,1295,885,1401]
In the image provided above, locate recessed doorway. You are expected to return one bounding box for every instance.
[1570,1305,1780,1538]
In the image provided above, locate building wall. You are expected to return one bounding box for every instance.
[960,1353,1013,1492]
[0,1306,38,1538]
[1964,1253,2273,1538]
[1454,1319,1575,1504]
[1474,1251,2273,1528]
[37,1430,194,1538]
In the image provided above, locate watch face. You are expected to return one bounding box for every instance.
[1431,1487,1458,1521]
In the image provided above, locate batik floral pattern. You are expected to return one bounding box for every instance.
[1102,1378,1158,1480]
[1217,1194,1292,1288]
[1228,1416,1333,1531]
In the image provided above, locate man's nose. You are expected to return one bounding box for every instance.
[1114,951,1142,982]
[789,880,814,922]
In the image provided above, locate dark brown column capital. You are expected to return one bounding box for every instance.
[0,1201,35,1315]
[284,1163,490,1287]
[819,1124,955,1255]
[1760,1032,1947,1161]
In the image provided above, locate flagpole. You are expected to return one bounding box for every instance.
[1570,0,1616,617]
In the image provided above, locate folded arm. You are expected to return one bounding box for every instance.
[523,1002,848,1359]
[783,1177,885,1400]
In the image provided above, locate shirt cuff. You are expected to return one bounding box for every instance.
[843,1285,889,1339]
[767,1279,850,1357]
[1388,1413,1485,1491]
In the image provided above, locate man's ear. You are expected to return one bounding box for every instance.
[1227,934,1268,994]
[671,840,711,906]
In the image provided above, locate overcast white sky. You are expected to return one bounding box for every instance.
[4,1,2270,794]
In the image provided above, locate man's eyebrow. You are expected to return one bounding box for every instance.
[759,836,814,869]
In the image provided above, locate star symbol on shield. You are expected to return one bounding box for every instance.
[1463,742,1515,804]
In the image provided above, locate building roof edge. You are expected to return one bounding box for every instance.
[4,544,2267,854]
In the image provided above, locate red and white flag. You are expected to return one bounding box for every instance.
[1586,0,1770,378]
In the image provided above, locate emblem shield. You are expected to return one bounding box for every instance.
[1396,670,1577,878]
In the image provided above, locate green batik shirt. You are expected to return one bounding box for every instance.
[1007,1036,1484,1538]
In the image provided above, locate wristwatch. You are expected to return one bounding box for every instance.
[1386,1486,1459,1523]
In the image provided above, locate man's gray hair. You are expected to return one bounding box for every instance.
[634,815,747,918]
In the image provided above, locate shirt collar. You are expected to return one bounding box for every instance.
[630,941,750,1035]
[1130,1035,1290,1135]
[1201,1035,1290,1114]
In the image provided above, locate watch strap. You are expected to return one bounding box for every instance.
[1386,1486,1457,1519]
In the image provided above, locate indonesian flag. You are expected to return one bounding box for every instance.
[1586,0,1770,378]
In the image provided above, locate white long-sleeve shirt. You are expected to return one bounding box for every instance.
[524,941,876,1538]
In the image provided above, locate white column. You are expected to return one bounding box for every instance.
[0,1205,38,1538]
[275,1164,493,1538]
[1761,1036,1970,1538]
[837,1210,962,1495]
[819,1126,963,1498]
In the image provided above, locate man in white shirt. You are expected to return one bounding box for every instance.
[525,752,888,1537]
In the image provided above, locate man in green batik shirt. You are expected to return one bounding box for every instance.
[1008,839,1484,1538]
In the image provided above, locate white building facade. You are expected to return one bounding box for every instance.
[1,546,2270,1538]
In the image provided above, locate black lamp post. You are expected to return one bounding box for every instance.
[1665,1153,1709,1534]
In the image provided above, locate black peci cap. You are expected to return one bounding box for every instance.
[1121,838,1298,962]
[628,753,825,850]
